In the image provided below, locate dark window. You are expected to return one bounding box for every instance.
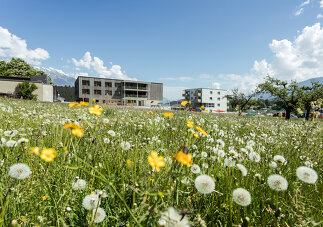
[94,90,101,95]
[115,90,121,96]
[105,82,112,87]
[210,97,213,100]
[105,90,112,95]
[115,83,121,87]
[217,103,220,107]
[82,80,90,86]
[210,91,213,94]
[209,103,215,107]
[94,81,101,87]
[218,91,220,95]
[82,89,90,94]
[217,97,220,101]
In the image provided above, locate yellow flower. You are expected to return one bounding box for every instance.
[206,109,209,113]
[40,148,57,162]
[147,110,153,115]
[42,195,47,201]
[126,159,132,169]
[181,101,188,106]
[69,102,81,108]
[162,112,173,119]
[149,178,155,183]
[196,126,208,137]
[64,122,81,129]
[187,120,194,128]
[71,128,84,137]
[89,105,103,116]
[30,147,40,156]
[200,105,205,110]
[80,101,89,107]
[148,151,165,171]
[176,151,193,167]
[157,192,164,198]
[194,133,199,138]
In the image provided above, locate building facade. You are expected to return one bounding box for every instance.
[183,88,228,112]
[75,76,163,107]
[0,75,53,102]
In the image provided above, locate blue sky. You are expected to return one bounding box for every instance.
[1,0,323,100]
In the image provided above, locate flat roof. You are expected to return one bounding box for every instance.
[76,76,162,85]
[184,88,227,91]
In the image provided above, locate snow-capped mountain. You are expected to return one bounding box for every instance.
[35,67,76,86]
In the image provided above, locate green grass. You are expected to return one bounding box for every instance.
[0,98,322,226]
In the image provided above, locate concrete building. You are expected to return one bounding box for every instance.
[183,88,228,112]
[0,75,53,102]
[75,76,163,107]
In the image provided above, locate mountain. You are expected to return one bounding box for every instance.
[298,77,323,86]
[35,67,76,86]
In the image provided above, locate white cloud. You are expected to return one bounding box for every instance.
[320,0,323,8]
[159,76,193,82]
[72,51,137,80]
[163,86,188,101]
[295,8,304,16]
[300,0,311,7]
[179,76,193,82]
[0,26,49,65]
[212,82,221,89]
[317,14,323,19]
[199,74,212,79]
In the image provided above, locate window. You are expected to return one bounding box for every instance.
[94,90,101,95]
[82,80,90,86]
[210,91,213,94]
[115,83,121,87]
[105,90,112,95]
[114,90,121,96]
[217,103,220,107]
[210,97,213,100]
[217,97,220,101]
[94,81,101,87]
[105,82,112,87]
[209,103,215,107]
[218,91,220,95]
[82,89,90,94]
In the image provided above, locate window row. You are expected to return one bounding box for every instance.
[81,80,121,88]
[82,89,121,96]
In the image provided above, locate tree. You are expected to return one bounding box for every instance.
[258,76,303,120]
[299,82,323,120]
[226,89,258,115]
[16,82,38,100]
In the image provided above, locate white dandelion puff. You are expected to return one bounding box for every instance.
[102,118,109,124]
[296,166,318,184]
[72,179,87,191]
[17,138,29,144]
[232,188,251,206]
[248,151,260,162]
[201,151,208,158]
[82,194,100,210]
[6,140,17,147]
[107,130,116,137]
[273,155,287,165]
[158,207,190,227]
[236,164,247,176]
[8,163,31,180]
[120,141,131,151]
[92,207,106,223]
[195,174,215,194]
[190,164,201,174]
[267,174,288,191]
[269,161,277,169]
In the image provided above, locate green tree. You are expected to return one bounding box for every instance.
[299,82,323,120]
[258,76,303,120]
[16,82,38,100]
[5,58,46,77]
[0,61,9,76]
[226,89,257,115]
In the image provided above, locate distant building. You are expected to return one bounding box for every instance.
[183,88,228,112]
[0,75,53,102]
[75,76,163,107]
[53,85,75,102]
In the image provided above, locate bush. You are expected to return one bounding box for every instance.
[16,82,38,100]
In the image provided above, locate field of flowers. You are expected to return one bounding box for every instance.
[0,98,322,226]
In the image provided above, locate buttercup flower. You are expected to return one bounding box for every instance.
[196,126,208,137]
[148,151,165,171]
[80,101,89,107]
[176,151,193,167]
[30,146,40,155]
[181,101,188,106]
[162,112,173,119]
[187,120,194,128]
[89,105,103,116]
[69,102,81,108]
[40,148,57,162]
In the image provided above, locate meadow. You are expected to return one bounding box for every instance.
[0,98,322,226]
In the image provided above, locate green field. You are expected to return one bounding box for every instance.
[0,98,322,226]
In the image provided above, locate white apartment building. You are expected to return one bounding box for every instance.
[183,88,228,112]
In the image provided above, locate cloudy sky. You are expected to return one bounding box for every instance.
[1,0,323,100]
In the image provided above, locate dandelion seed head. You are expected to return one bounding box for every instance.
[195,174,215,194]
[158,207,190,227]
[190,164,201,174]
[236,164,247,176]
[273,155,287,164]
[296,166,318,184]
[92,207,106,223]
[8,163,31,180]
[82,194,100,210]
[232,188,251,206]
[267,174,288,191]
[72,179,87,191]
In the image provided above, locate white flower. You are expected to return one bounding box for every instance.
[190,164,201,174]
[195,174,215,194]
[158,207,190,227]
[72,179,87,190]
[108,130,116,137]
[120,141,131,151]
[103,138,110,144]
[8,163,31,180]
[201,151,208,158]
[232,188,251,206]
[4,130,18,137]
[6,140,17,147]
[103,118,109,124]
[269,161,277,169]
[296,166,318,184]
[267,174,288,191]
[92,207,106,223]
[82,194,100,210]
[224,157,235,167]
[181,177,190,185]
[248,152,260,162]
[17,138,29,144]
[236,164,247,176]
[273,155,287,165]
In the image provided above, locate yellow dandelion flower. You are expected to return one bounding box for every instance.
[162,112,173,119]
[89,105,103,116]
[40,148,57,162]
[69,102,81,108]
[148,151,165,171]
[126,159,132,169]
[71,128,84,137]
[181,101,188,106]
[187,120,194,128]
[194,133,199,138]
[149,178,155,183]
[80,101,89,107]
[200,105,205,110]
[147,110,153,114]
[42,195,47,201]
[30,147,40,156]
[176,151,193,167]
[196,126,208,137]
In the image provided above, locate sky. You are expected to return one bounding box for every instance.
[1,0,323,100]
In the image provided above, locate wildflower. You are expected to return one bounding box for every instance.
[196,126,208,137]
[30,147,40,155]
[200,105,205,110]
[64,122,80,129]
[181,101,188,106]
[191,164,201,174]
[201,151,208,158]
[148,151,165,171]
[80,101,89,107]
[73,179,87,190]
[69,102,81,108]
[126,159,132,169]
[108,130,116,137]
[89,105,103,116]
[158,207,190,227]
[232,188,251,206]
[296,166,318,184]
[269,161,277,169]
[176,151,193,167]
[162,112,173,119]
[273,155,287,165]
[8,163,31,180]
[17,138,29,144]
[147,110,153,114]
[40,148,57,162]
[181,177,190,184]
[42,195,47,201]
[6,140,17,147]
[120,141,131,151]
[248,151,261,162]
[82,194,100,210]
[92,207,106,223]
[187,120,194,128]
[195,174,215,194]
[267,174,288,191]
[149,178,155,183]
[193,133,199,138]
[103,118,109,124]
[202,163,209,169]
[236,164,247,176]
[224,157,235,167]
